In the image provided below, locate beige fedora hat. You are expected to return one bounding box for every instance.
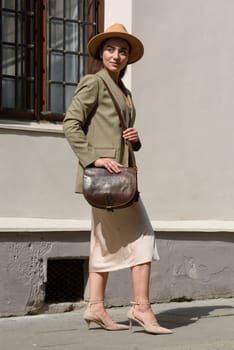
[87,23,144,64]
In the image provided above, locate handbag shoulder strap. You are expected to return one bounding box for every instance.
[100,77,136,168]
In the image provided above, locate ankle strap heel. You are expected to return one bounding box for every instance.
[83,300,129,331]
[128,301,173,335]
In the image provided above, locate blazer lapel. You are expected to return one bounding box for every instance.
[97,69,130,121]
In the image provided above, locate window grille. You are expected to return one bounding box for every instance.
[0,0,35,113]
[0,0,104,121]
[48,0,98,114]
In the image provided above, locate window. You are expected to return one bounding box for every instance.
[0,0,104,121]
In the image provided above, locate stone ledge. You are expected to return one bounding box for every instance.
[152,220,234,232]
[0,218,90,232]
[1,217,234,232]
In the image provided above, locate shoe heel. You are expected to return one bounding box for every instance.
[84,319,91,330]
[128,318,133,329]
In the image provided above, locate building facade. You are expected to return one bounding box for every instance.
[0,0,234,316]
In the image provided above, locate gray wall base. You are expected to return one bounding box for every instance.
[0,231,233,317]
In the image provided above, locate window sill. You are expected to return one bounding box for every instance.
[0,119,63,134]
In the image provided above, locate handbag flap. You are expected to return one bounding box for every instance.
[83,167,138,210]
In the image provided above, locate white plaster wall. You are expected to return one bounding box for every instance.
[104,0,132,88]
[1,1,234,225]
[132,0,234,221]
[104,0,132,28]
[0,128,90,219]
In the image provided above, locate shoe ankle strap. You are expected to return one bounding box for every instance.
[130,300,150,306]
[87,300,104,305]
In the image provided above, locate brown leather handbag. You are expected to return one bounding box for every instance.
[83,79,139,210]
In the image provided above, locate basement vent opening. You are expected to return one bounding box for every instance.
[45,259,84,303]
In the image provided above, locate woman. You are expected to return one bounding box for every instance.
[63,23,172,335]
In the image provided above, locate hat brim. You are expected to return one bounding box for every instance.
[88,32,144,64]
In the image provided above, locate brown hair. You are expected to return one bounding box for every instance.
[89,57,128,79]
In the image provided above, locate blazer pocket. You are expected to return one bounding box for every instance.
[94,147,116,158]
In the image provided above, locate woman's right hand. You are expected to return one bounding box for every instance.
[94,158,123,174]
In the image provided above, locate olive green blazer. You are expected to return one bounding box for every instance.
[63,68,141,193]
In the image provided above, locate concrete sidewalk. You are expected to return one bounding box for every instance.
[0,298,233,350]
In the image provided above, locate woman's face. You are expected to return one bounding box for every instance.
[101,38,130,76]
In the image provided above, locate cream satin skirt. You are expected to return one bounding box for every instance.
[89,197,159,272]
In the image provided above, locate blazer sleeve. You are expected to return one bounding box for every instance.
[126,89,142,152]
[63,74,99,168]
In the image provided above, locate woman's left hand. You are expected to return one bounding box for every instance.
[122,128,139,143]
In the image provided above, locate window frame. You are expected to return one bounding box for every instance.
[0,0,104,122]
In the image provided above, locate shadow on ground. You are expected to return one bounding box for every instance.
[156,304,234,329]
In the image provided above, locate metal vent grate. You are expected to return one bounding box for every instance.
[45,259,84,303]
